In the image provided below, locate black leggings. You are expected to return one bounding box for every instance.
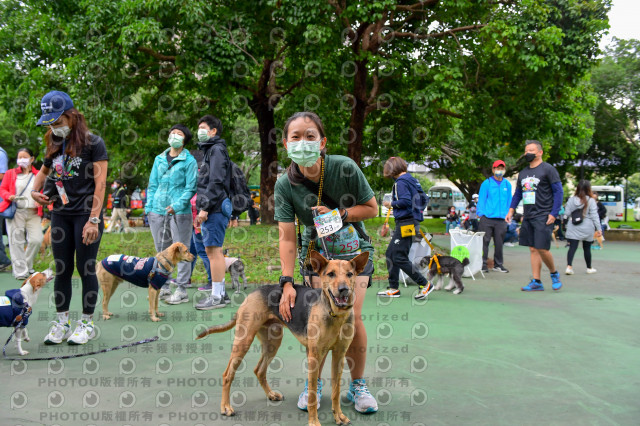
[51,213,103,315]
[566,238,592,269]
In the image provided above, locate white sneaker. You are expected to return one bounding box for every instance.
[376,288,400,297]
[414,283,434,300]
[586,268,597,274]
[44,320,72,345]
[67,320,96,345]
[565,266,574,275]
[347,379,378,413]
[504,242,515,247]
[158,284,172,300]
[165,288,189,305]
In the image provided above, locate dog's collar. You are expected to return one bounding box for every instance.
[155,257,174,274]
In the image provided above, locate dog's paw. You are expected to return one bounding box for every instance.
[453,288,464,295]
[18,349,28,356]
[308,419,322,426]
[102,314,112,320]
[267,390,283,401]
[156,312,165,317]
[23,336,30,342]
[221,403,235,416]
[332,410,351,425]
[151,316,162,322]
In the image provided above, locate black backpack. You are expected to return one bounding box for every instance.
[228,161,252,216]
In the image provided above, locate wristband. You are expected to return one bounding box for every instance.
[341,208,348,222]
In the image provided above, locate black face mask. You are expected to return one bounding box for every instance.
[524,153,536,163]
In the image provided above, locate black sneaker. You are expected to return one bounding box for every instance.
[223,292,231,304]
[0,263,11,272]
[492,265,509,273]
[481,266,489,273]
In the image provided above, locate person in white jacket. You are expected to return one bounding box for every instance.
[564,180,602,275]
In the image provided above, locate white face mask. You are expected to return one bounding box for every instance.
[50,125,71,139]
[286,139,322,167]
[17,158,31,168]
[197,128,209,142]
[168,134,184,149]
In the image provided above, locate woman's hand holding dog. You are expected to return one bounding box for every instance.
[279,283,296,322]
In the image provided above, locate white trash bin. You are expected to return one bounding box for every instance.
[400,238,432,286]
[449,228,485,278]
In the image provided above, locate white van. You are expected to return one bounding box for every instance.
[634,197,640,221]
[426,185,467,218]
[592,185,625,222]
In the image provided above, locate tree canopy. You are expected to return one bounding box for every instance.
[0,0,614,218]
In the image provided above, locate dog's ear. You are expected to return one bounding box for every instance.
[309,250,329,274]
[350,251,369,276]
[20,275,32,288]
[168,243,180,258]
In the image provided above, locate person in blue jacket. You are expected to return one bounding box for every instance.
[379,157,433,300]
[145,124,197,305]
[477,159,512,273]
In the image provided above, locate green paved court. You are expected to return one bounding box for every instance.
[1,237,639,425]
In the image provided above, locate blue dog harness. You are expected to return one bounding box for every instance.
[101,255,171,290]
[0,289,29,327]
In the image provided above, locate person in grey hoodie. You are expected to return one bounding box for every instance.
[564,180,602,275]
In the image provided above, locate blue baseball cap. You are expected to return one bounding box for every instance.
[36,91,74,126]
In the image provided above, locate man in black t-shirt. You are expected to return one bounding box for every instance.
[506,140,564,292]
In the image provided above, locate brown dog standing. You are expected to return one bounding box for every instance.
[97,242,194,321]
[196,250,368,426]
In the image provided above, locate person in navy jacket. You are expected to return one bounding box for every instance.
[477,160,512,273]
[379,157,433,300]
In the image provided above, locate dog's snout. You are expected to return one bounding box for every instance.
[338,284,350,296]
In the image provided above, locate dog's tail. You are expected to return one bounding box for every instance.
[461,258,470,267]
[195,314,237,339]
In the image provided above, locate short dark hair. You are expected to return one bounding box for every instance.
[114,179,122,185]
[525,139,543,151]
[383,157,408,178]
[17,147,35,157]
[170,124,192,146]
[198,115,223,136]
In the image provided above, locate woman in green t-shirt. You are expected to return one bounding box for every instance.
[273,111,379,414]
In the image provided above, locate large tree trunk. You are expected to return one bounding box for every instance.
[347,59,368,165]
[252,101,278,225]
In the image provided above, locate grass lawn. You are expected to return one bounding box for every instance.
[32,218,448,285]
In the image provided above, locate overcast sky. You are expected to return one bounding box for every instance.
[601,0,640,48]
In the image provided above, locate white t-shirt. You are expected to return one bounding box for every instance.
[15,172,36,209]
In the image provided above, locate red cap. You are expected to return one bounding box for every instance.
[492,160,505,168]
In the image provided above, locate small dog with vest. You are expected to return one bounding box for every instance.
[0,269,54,355]
[196,250,369,426]
[97,242,194,322]
[418,254,469,295]
[223,253,247,292]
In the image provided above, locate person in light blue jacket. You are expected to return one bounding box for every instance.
[145,124,198,304]
[477,159,512,273]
